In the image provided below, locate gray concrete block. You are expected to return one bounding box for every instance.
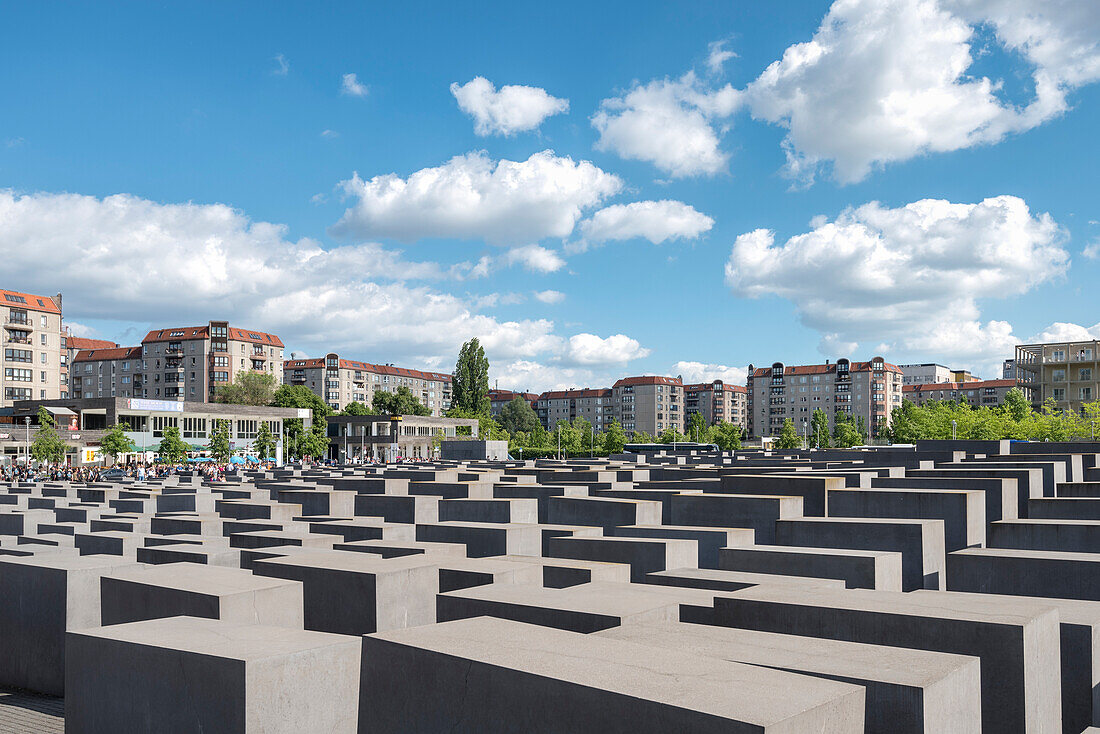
[990,519,1100,553]
[713,585,1062,733]
[608,524,754,568]
[0,554,138,695]
[546,495,662,528]
[100,562,303,628]
[719,544,903,591]
[668,493,804,543]
[547,535,697,583]
[415,521,540,557]
[360,616,865,733]
[775,517,946,591]
[827,487,985,551]
[599,621,981,734]
[65,616,360,733]
[252,550,438,635]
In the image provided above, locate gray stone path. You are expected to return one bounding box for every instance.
[0,688,64,734]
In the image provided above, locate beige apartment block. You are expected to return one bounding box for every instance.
[1015,340,1100,414]
[684,380,747,431]
[1,288,64,408]
[72,321,284,403]
[747,357,904,440]
[535,388,614,431]
[903,379,1017,409]
[284,353,451,416]
[612,376,684,435]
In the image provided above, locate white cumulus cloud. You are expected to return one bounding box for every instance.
[341,73,369,97]
[331,150,621,245]
[746,0,1100,184]
[579,200,714,245]
[502,244,566,273]
[671,361,748,385]
[726,195,1068,367]
[533,289,565,304]
[592,71,742,177]
[450,77,569,136]
[563,333,650,366]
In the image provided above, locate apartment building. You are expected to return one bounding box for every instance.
[612,376,684,435]
[903,379,1017,408]
[684,381,747,430]
[1015,339,1100,413]
[747,357,904,440]
[535,388,613,431]
[488,389,537,418]
[1,289,64,409]
[899,363,981,386]
[283,353,451,416]
[1002,359,1017,381]
[71,321,284,403]
[62,333,118,399]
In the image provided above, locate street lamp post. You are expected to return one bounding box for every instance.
[24,416,31,468]
[951,420,957,441]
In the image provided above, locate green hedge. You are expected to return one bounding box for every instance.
[510,448,611,459]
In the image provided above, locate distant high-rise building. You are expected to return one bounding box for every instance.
[1015,340,1100,413]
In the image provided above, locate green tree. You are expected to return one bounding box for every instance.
[214,371,277,406]
[775,418,802,450]
[207,419,232,463]
[1082,400,1100,440]
[253,421,276,461]
[856,415,869,443]
[657,427,687,444]
[601,419,627,454]
[340,401,369,416]
[297,419,330,461]
[832,410,862,448]
[450,338,490,415]
[1002,387,1031,423]
[685,413,707,443]
[100,423,136,465]
[630,431,655,444]
[157,425,189,464]
[372,386,431,416]
[499,397,540,435]
[272,385,333,459]
[31,407,67,465]
[711,421,742,451]
[809,408,830,448]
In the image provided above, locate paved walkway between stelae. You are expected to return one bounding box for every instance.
[0,687,64,733]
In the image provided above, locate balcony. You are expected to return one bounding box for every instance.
[290,372,307,383]
[251,351,268,360]
[164,346,184,357]
[5,335,31,345]
[5,316,29,327]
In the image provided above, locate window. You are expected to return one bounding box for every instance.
[1080,368,1093,381]
[40,333,47,345]
[182,417,207,439]
[4,368,32,381]
[40,315,48,328]
[236,419,258,439]
[4,294,26,304]
[4,387,31,401]
[213,371,229,382]
[40,353,47,364]
[1053,350,1066,361]
[40,371,46,382]
[1082,387,1093,401]
[1052,369,1066,382]
[151,415,178,437]
[4,348,31,363]
[1053,388,1066,401]
[213,356,228,367]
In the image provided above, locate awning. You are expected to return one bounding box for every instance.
[43,406,76,416]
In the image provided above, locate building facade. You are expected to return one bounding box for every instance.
[1,289,64,409]
[1015,340,1100,413]
[488,389,538,418]
[903,379,1017,408]
[71,321,284,403]
[535,388,613,431]
[611,376,684,435]
[326,414,479,462]
[3,397,302,466]
[684,380,747,430]
[747,357,904,440]
[283,353,451,416]
[1002,359,1017,381]
[62,333,118,400]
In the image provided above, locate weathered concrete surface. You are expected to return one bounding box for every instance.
[65,616,360,733]
[360,616,865,733]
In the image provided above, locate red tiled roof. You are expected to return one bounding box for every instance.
[282,358,451,383]
[74,346,142,362]
[904,379,1016,393]
[142,325,284,347]
[751,359,902,378]
[612,375,683,388]
[489,389,538,402]
[684,381,747,393]
[0,288,60,314]
[67,336,118,351]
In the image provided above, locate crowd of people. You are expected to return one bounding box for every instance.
[0,459,279,483]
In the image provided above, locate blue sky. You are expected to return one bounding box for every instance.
[3,1,1099,390]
